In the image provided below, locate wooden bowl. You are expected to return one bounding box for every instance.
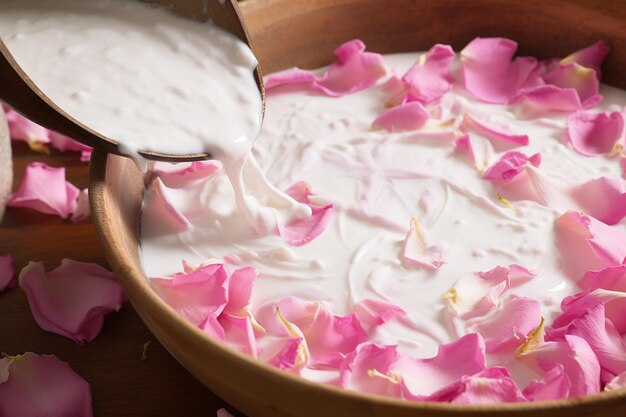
[89,1,626,416]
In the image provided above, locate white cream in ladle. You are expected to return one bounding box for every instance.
[0,0,311,232]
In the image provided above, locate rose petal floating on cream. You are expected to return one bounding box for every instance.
[560,41,610,76]
[445,266,511,319]
[461,37,540,104]
[0,255,15,292]
[266,39,387,97]
[142,177,193,234]
[566,110,625,156]
[402,218,446,270]
[483,151,541,181]
[19,259,125,344]
[0,352,93,417]
[523,364,571,401]
[277,183,334,246]
[8,162,79,218]
[543,64,602,108]
[444,367,527,404]
[372,102,431,132]
[461,112,530,149]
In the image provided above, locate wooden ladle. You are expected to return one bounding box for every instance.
[0,0,264,162]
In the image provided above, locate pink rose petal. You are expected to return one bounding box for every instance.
[153,161,221,188]
[268,337,307,371]
[561,41,610,76]
[517,334,601,397]
[0,352,92,417]
[543,63,602,108]
[277,203,334,246]
[353,299,406,327]
[401,44,455,103]
[461,37,540,104]
[570,177,626,225]
[555,212,626,277]
[551,288,626,335]
[606,371,626,392]
[515,85,584,113]
[396,333,487,400]
[71,189,90,223]
[225,266,258,314]
[462,113,529,150]
[0,255,15,292]
[338,343,403,398]
[566,110,624,156]
[8,162,79,218]
[453,134,476,165]
[4,107,50,150]
[255,296,320,337]
[445,266,510,319]
[579,264,626,293]
[402,218,446,270]
[218,313,257,357]
[523,364,571,401]
[216,408,236,417]
[508,264,538,287]
[150,263,228,326]
[18,259,125,344]
[303,307,368,367]
[49,131,92,155]
[558,303,626,381]
[446,367,527,404]
[372,102,431,132]
[467,294,542,353]
[483,151,541,181]
[142,177,192,234]
[266,39,387,97]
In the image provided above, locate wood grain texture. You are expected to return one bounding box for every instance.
[0,143,245,417]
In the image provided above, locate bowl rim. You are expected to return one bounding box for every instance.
[90,149,626,413]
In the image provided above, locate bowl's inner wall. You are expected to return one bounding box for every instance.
[241,0,625,89]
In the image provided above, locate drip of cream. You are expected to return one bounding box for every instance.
[0,0,310,233]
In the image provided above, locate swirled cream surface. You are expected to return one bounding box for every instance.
[0,0,262,160]
[140,47,626,392]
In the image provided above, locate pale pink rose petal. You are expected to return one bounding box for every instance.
[225,266,258,314]
[284,181,314,204]
[371,102,431,132]
[523,364,571,401]
[606,370,626,392]
[453,134,475,165]
[0,352,92,417]
[517,334,601,397]
[80,148,92,162]
[402,218,446,270]
[216,408,236,417]
[555,212,626,277]
[515,85,583,113]
[552,288,626,334]
[48,131,92,155]
[353,299,406,326]
[461,37,540,104]
[255,296,320,337]
[266,39,387,97]
[395,333,487,400]
[579,264,626,292]
[3,107,50,150]
[462,113,529,150]
[304,307,368,367]
[218,313,257,357]
[622,158,626,178]
[570,177,626,225]
[0,255,15,292]
[561,41,610,76]
[142,177,192,233]
[153,161,221,188]
[543,63,602,108]
[338,343,403,398]
[150,263,228,326]
[267,337,308,372]
[445,266,510,319]
[71,189,90,223]
[277,204,334,246]
[561,303,626,381]
[401,44,455,103]
[199,312,225,342]
[566,110,624,156]
[483,151,541,181]
[508,264,538,287]
[467,294,542,353]
[18,259,125,344]
[8,162,79,218]
[446,367,527,404]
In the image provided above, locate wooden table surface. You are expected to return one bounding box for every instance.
[0,142,245,417]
